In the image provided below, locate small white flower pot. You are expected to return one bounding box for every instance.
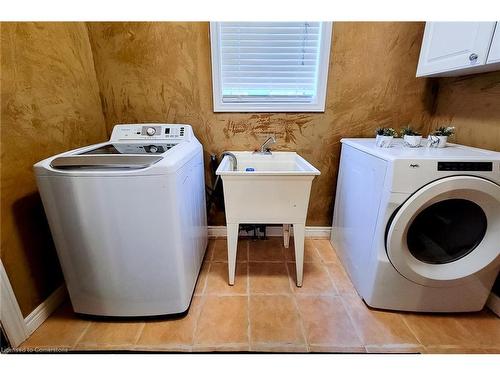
[427,135,448,148]
[375,135,394,148]
[403,135,422,148]
[436,135,448,148]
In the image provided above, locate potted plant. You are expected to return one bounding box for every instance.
[428,126,455,148]
[375,127,397,148]
[400,126,422,147]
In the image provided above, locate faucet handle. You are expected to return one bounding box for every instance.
[263,135,276,146]
[256,135,277,154]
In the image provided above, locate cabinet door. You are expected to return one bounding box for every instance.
[486,23,500,64]
[416,22,496,76]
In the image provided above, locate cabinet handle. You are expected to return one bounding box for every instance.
[469,53,478,61]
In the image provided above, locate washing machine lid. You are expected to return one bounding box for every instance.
[50,155,164,170]
[79,143,177,155]
[386,175,500,287]
[49,142,179,170]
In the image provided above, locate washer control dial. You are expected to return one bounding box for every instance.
[146,127,156,136]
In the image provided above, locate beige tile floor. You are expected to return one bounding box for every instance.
[20,238,500,353]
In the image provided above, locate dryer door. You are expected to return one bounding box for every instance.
[386,176,500,287]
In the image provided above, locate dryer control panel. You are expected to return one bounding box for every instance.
[110,124,191,142]
[437,161,493,172]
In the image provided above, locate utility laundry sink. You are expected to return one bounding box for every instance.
[216,151,320,286]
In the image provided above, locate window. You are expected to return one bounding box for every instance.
[210,22,333,112]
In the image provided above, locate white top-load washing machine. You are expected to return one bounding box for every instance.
[34,124,208,317]
[331,138,500,312]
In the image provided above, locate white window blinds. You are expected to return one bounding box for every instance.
[210,22,332,112]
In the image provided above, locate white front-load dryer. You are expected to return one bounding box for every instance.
[331,138,500,312]
[34,124,208,317]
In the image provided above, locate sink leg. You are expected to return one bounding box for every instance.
[293,223,305,287]
[283,224,290,248]
[227,223,239,285]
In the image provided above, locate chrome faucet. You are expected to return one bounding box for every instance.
[220,151,237,171]
[255,136,276,154]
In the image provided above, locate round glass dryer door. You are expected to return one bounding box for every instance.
[407,199,487,264]
[386,176,500,287]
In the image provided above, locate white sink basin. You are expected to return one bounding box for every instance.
[216,151,320,287]
[216,151,320,175]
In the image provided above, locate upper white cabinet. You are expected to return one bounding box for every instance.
[416,22,500,77]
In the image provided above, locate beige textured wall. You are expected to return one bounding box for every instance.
[426,71,500,151]
[87,22,434,225]
[1,23,108,316]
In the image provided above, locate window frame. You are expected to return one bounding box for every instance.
[210,22,333,113]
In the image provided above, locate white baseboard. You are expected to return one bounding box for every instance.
[1,261,27,347]
[208,225,331,238]
[0,259,67,348]
[302,226,332,238]
[486,292,500,318]
[24,284,67,336]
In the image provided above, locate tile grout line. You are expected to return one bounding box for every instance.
[309,239,325,264]
[210,259,342,264]
[201,291,342,297]
[400,314,425,347]
[133,322,146,347]
[281,254,295,295]
[212,260,318,264]
[192,342,250,352]
[285,262,296,294]
[191,295,207,348]
[249,343,309,353]
[323,262,341,296]
[339,295,368,351]
[314,239,345,265]
[194,239,212,296]
[246,240,252,350]
[134,344,192,353]
[246,238,250,264]
[200,261,211,295]
[285,256,310,352]
[72,321,92,349]
[208,239,215,262]
[315,238,343,294]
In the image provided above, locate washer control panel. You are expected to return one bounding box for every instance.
[163,126,185,139]
[143,126,159,136]
[110,124,190,141]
